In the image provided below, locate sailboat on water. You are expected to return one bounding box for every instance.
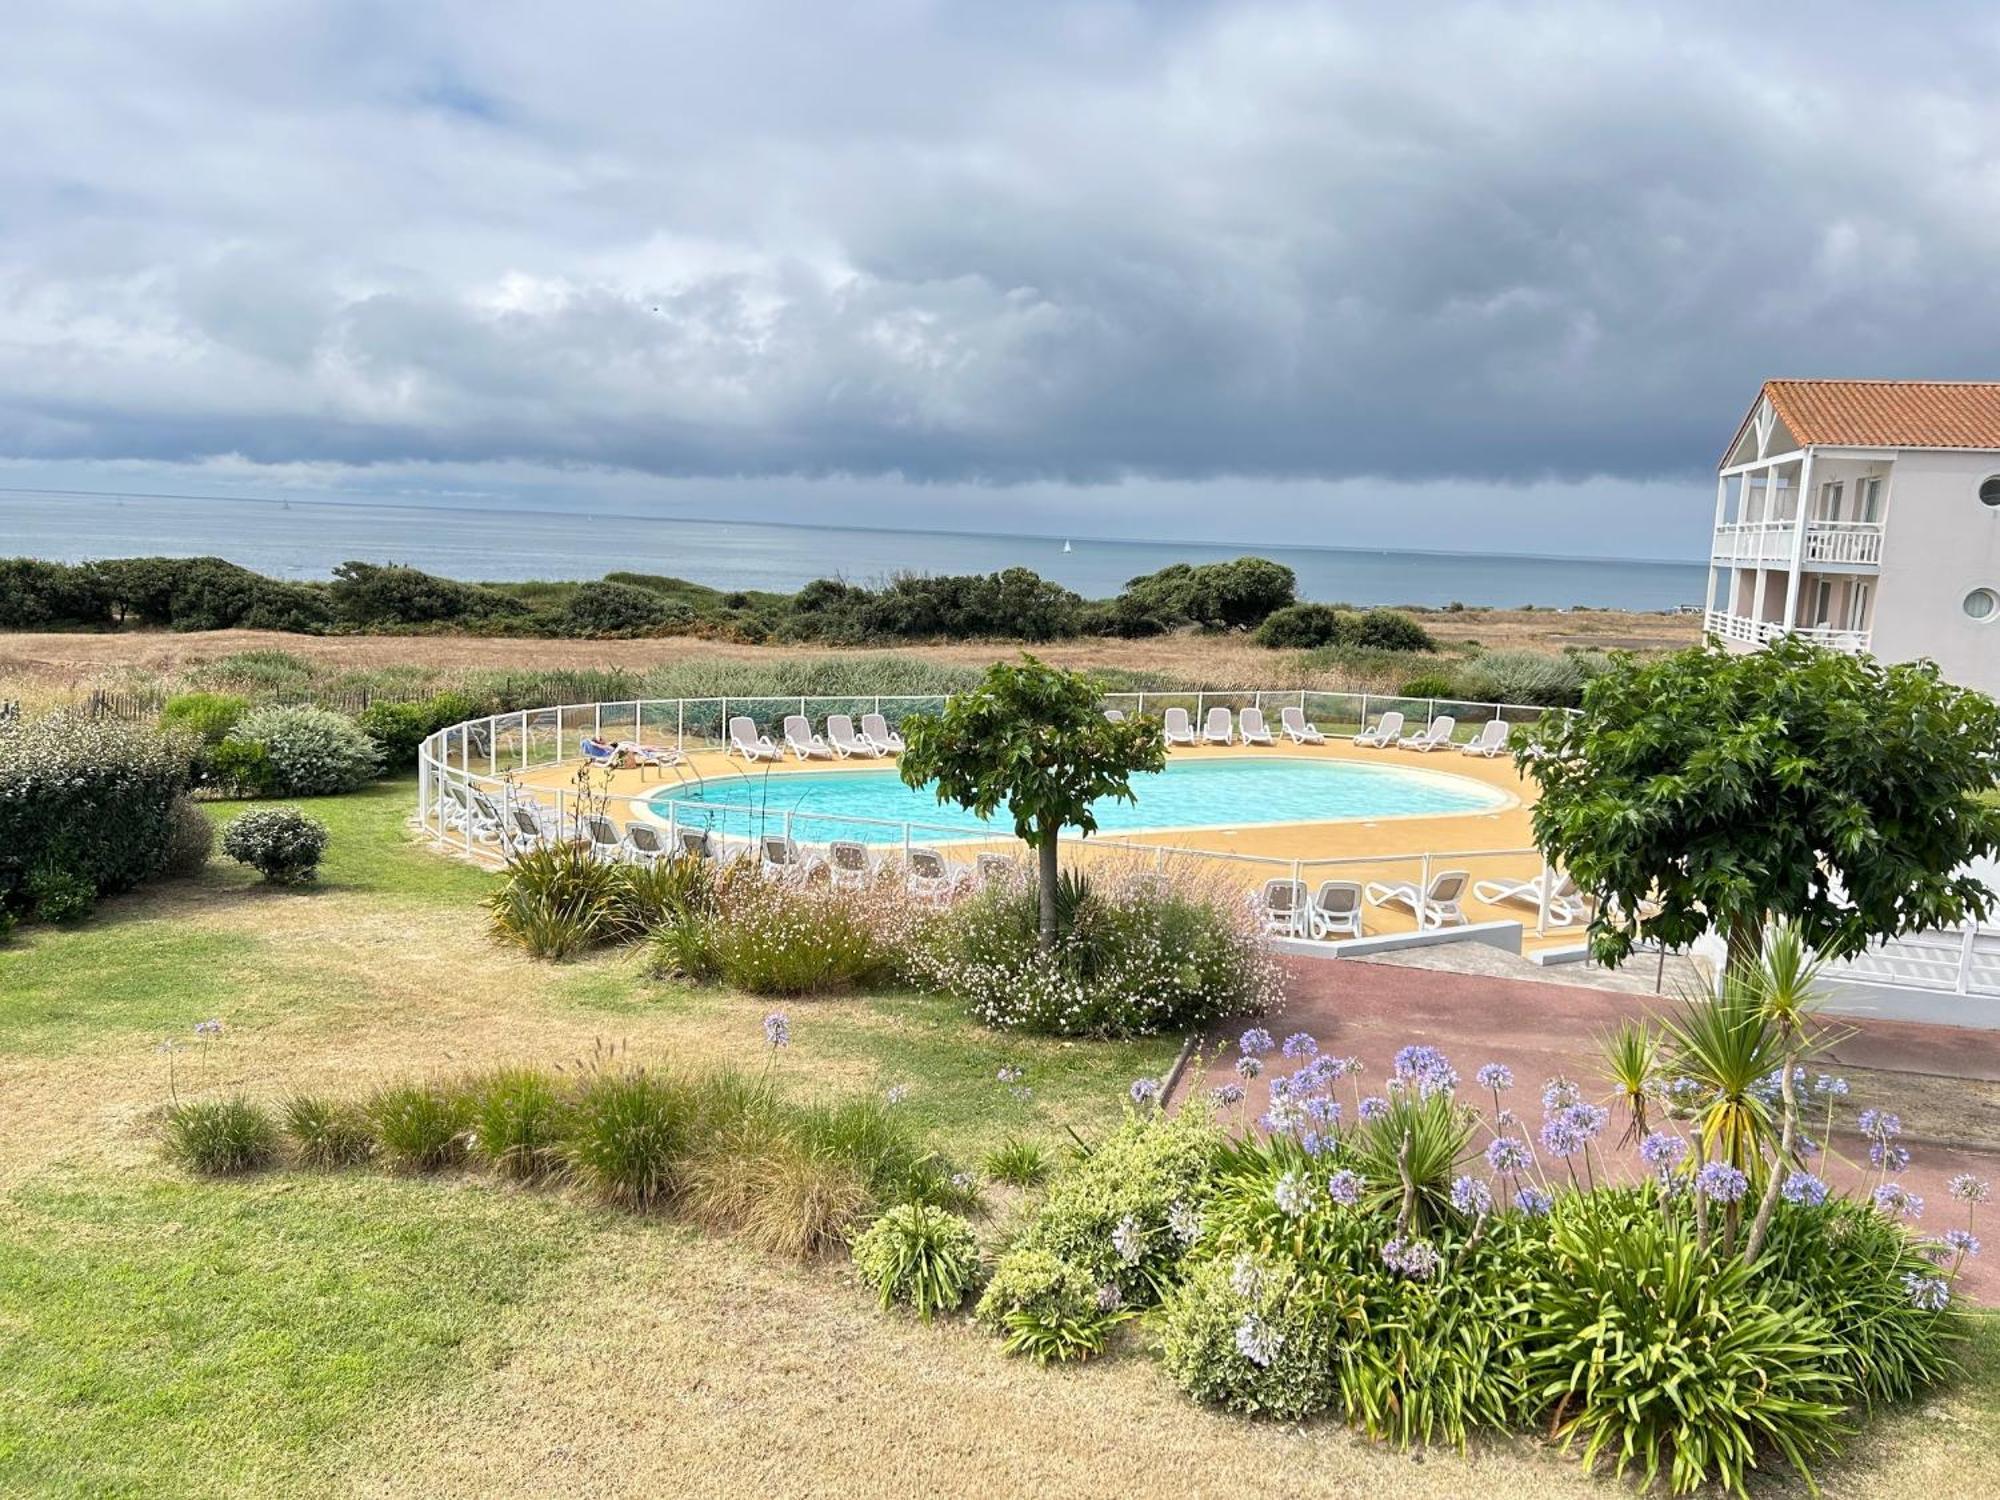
[1062,539,1073,553]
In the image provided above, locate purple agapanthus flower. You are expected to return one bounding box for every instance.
[1696,1162,1749,1203]
[1238,1027,1276,1057]
[1904,1273,1951,1312]
[1541,1104,1608,1160]
[1210,1082,1246,1106]
[1541,1077,1582,1113]
[1229,1254,1265,1299]
[1167,1200,1202,1246]
[1235,1055,1264,1081]
[1874,1182,1924,1220]
[1947,1173,1992,1205]
[1942,1228,1982,1258]
[1129,1077,1162,1107]
[1870,1141,1911,1173]
[1514,1186,1554,1217]
[1302,1096,1341,1128]
[996,1065,1025,1084]
[1327,1169,1362,1207]
[1450,1175,1493,1217]
[1475,1062,1514,1092]
[1358,1095,1389,1122]
[1858,1107,1901,1142]
[1392,1044,1459,1098]
[1815,1075,1850,1099]
[762,1012,790,1048]
[1095,1283,1124,1313]
[193,1018,224,1040]
[1281,1031,1319,1061]
[1639,1132,1687,1174]
[1486,1136,1531,1174]
[1382,1237,1441,1279]
[1782,1171,1830,1207]
[884,1083,911,1106]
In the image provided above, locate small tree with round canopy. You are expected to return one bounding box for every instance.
[1521,637,2000,977]
[896,656,1167,949]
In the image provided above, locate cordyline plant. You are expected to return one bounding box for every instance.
[897,655,1166,950]
[1519,638,2000,977]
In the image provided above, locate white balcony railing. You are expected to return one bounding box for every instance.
[1704,610,1870,654]
[1712,518,1883,568]
[1802,519,1884,566]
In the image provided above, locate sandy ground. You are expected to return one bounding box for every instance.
[0,609,1701,692]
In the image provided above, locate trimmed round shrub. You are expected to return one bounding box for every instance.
[162,1097,280,1176]
[221,806,329,885]
[282,1095,377,1169]
[161,795,214,877]
[1157,1252,1336,1420]
[0,712,193,909]
[975,1248,1123,1364]
[851,1203,982,1322]
[224,705,381,796]
[368,1081,472,1171]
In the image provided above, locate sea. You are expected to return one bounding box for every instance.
[0,489,1707,611]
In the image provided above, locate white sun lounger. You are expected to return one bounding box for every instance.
[905,846,964,901]
[827,839,876,889]
[784,715,832,760]
[1250,878,1308,938]
[761,833,824,879]
[1473,870,1587,926]
[630,742,685,779]
[975,852,1020,888]
[860,712,905,755]
[621,821,670,865]
[1459,719,1511,758]
[826,714,878,758]
[1399,715,1456,752]
[1280,706,1325,745]
[1203,707,1234,745]
[1308,880,1364,940]
[1353,710,1404,748]
[1238,707,1275,745]
[677,827,718,860]
[1365,870,1471,930]
[581,813,626,862]
[1102,708,1126,723]
[728,716,780,764]
[504,804,551,854]
[1162,707,1197,746]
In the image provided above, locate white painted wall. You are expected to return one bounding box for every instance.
[1870,450,2000,695]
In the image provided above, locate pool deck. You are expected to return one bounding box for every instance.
[491,739,1579,951]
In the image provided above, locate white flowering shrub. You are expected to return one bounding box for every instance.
[913,870,1284,1038]
[0,710,194,911]
[224,704,381,796]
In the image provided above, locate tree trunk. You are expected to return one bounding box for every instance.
[1037,828,1060,952]
[1726,912,1762,985]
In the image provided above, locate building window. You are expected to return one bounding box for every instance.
[1858,476,1883,522]
[1981,476,2000,508]
[1966,588,1999,621]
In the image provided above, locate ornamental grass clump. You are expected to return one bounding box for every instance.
[162,1097,280,1176]
[368,1080,473,1172]
[981,1136,1053,1188]
[465,1067,568,1181]
[652,861,913,996]
[485,840,629,959]
[851,1202,982,1322]
[561,1064,699,1209]
[281,1094,376,1170]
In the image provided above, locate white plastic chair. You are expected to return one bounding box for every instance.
[1353,711,1404,748]
[1162,707,1197,746]
[728,716,780,764]
[1308,880,1364,940]
[1238,707,1274,745]
[860,713,905,755]
[783,715,832,760]
[826,714,878,758]
[1399,715,1457,752]
[1280,706,1325,745]
[1365,870,1471,930]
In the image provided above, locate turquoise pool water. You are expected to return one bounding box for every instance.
[648,756,1507,846]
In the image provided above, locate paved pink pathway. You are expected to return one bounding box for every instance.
[1190,958,2000,1303]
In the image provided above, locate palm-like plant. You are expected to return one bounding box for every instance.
[1740,922,1833,1261]
[1659,976,1785,1178]
[1600,1019,1660,1147]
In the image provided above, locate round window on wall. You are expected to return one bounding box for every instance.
[1981,476,2000,507]
[1967,588,2000,621]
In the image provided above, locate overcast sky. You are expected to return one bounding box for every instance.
[6,1,2000,559]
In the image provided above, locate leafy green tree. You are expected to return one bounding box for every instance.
[1118,557,1297,631]
[1523,639,2000,973]
[898,656,1166,949]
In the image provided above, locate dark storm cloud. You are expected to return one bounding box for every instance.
[4,0,2000,496]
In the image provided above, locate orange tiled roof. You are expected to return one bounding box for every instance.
[1761,378,2000,451]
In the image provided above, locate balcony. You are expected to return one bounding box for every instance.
[1711,518,1883,568]
[1704,610,1870,654]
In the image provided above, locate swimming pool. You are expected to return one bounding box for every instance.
[648,756,1508,847]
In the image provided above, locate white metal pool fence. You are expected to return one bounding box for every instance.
[416,687,1585,936]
